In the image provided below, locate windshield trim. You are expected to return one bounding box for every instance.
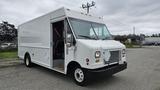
[92,23,113,40]
[91,24,99,40]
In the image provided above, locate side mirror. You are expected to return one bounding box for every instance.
[66,34,72,47]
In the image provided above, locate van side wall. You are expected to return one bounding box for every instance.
[18,14,51,67]
[18,8,66,68]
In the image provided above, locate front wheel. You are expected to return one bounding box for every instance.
[73,67,88,86]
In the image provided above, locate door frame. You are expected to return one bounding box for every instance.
[50,16,66,73]
[64,18,77,74]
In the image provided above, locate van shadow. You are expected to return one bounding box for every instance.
[31,64,73,83]
[87,75,121,87]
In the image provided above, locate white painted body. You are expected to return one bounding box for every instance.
[18,7,126,74]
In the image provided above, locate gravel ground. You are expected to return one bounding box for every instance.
[0,46,160,90]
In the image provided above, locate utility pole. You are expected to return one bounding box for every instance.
[82,1,95,14]
[133,26,135,35]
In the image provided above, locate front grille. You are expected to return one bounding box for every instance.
[109,51,120,64]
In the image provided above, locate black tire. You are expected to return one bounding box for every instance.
[73,67,88,86]
[24,54,32,67]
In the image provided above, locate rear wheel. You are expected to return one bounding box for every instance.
[24,54,32,67]
[73,67,88,86]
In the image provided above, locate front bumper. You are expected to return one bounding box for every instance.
[84,62,127,76]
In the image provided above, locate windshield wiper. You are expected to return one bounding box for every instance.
[78,35,97,40]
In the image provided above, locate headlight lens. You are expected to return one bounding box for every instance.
[95,51,101,58]
[122,49,126,57]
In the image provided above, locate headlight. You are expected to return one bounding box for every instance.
[95,51,101,58]
[122,49,126,57]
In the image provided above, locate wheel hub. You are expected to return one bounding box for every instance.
[74,68,84,82]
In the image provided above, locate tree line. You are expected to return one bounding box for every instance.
[149,34,160,37]
[0,21,17,42]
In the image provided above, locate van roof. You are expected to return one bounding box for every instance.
[19,7,104,26]
[63,7,104,23]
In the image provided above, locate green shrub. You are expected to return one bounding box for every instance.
[0,48,17,52]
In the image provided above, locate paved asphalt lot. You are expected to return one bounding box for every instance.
[0,46,160,90]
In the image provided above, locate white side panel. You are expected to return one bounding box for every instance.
[65,45,76,73]
[18,14,51,48]
[18,13,51,67]
[19,46,50,67]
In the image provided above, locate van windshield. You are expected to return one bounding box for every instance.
[69,18,112,40]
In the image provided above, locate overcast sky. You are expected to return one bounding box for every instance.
[0,0,160,35]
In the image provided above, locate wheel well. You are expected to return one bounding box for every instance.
[67,61,81,75]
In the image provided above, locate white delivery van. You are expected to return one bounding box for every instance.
[18,7,127,86]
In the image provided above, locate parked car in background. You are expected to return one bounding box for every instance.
[0,43,17,50]
[154,42,160,46]
[0,43,11,49]
[10,43,17,48]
